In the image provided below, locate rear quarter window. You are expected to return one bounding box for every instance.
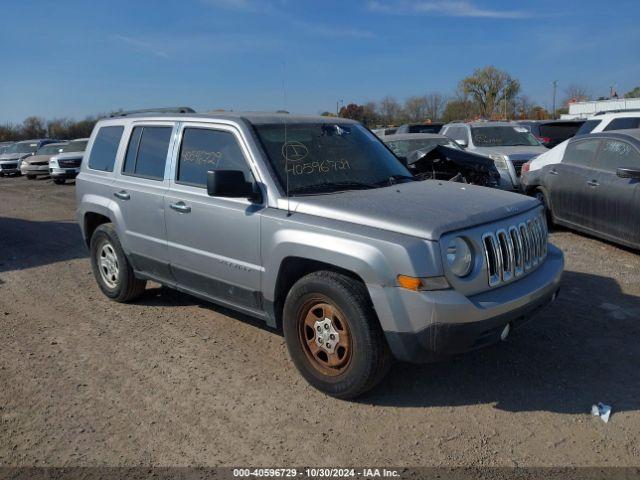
[87,126,125,172]
[603,117,640,131]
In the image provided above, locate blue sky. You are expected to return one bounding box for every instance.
[1,0,638,123]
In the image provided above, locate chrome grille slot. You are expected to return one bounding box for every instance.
[496,229,514,282]
[481,212,548,288]
[509,226,524,277]
[482,233,502,287]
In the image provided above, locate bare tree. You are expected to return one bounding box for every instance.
[403,95,429,122]
[563,84,590,105]
[424,93,445,121]
[459,66,520,119]
[21,116,47,139]
[378,96,402,126]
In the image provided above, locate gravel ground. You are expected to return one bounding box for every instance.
[1,176,639,468]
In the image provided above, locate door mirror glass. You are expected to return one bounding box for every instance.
[617,167,640,179]
[207,170,258,199]
[455,139,467,148]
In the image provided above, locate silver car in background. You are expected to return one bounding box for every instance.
[49,138,89,184]
[441,122,548,191]
[0,139,59,176]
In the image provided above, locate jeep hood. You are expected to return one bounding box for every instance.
[285,180,539,240]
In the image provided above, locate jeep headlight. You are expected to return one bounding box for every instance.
[446,237,473,277]
[489,154,509,170]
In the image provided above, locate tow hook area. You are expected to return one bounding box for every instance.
[500,323,511,341]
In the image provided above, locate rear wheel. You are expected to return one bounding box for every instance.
[90,223,146,302]
[283,271,391,399]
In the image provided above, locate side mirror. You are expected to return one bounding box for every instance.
[207,170,259,200]
[617,167,640,180]
[455,139,468,148]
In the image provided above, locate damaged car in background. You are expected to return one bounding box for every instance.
[383,133,501,188]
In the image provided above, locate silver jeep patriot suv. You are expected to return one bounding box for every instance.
[76,109,563,399]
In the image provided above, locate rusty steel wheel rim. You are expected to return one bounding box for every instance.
[298,297,352,377]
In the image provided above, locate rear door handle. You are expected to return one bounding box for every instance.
[549,169,559,175]
[113,190,130,200]
[587,180,599,187]
[169,201,191,213]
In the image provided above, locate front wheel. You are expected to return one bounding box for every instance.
[53,178,65,185]
[90,223,146,302]
[26,175,36,180]
[283,271,391,399]
[534,187,555,226]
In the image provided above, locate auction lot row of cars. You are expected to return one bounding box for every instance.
[0,137,87,183]
[2,108,639,398]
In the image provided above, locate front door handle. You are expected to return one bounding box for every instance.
[114,190,130,200]
[170,201,191,213]
[549,168,559,175]
[587,180,599,187]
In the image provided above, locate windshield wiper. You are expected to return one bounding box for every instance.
[378,174,416,186]
[289,181,379,196]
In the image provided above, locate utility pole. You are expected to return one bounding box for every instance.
[552,80,557,120]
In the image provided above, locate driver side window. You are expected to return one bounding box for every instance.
[595,140,640,172]
[176,127,253,188]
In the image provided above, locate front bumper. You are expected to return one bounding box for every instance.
[374,244,564,363]
[21,164,50,176]
[0,162,21,174]
[50,166,80,179]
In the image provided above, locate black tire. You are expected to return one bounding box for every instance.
[534,186,555,226]
[26,175,36,180]
[53,178,65,185]
[283,270,391,399]
[0,173,4,177]
[89,223,146,302]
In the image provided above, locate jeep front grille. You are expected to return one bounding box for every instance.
[482,215,547,287]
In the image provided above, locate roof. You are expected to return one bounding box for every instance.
[106,111,358,126]
[382,133,448,141]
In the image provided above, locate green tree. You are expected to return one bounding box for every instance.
[624,86,640,98]
[459,66,520,119]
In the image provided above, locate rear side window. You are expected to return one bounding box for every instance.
[603,117,640,132]
[177,128,252,187]
[87,126,124,172]
[595,140,640,172]
[575,120,601,135]
[539,123,583,139]
[563,139,600,167]
[123,126,172,180]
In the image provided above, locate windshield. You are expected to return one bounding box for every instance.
[576,119,601,135]
[64,140,88,152]
[407,124,442,134]
[7,142,39,154]
[36,144,66,155]
[253,123,412,195]
[386,137,460,157]
[471,126,541,147]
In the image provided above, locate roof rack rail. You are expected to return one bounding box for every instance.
[109,107,196,118]
[593,108,640,116]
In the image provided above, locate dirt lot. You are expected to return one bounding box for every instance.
[1,176,639,468]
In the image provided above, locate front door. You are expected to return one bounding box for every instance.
[586,138,640,244]
[165,123,263,312]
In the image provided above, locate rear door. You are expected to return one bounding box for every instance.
[112,122,177,282]
[587,139,640,245]
[164,122,264,313]
[546,137,600,225]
